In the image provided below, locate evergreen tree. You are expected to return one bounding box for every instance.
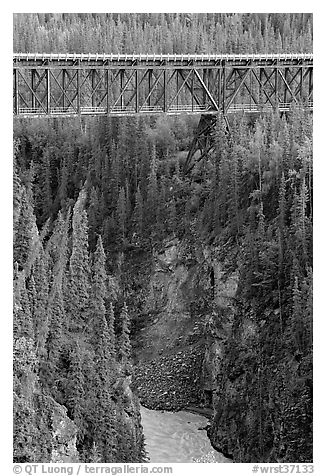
[13,163,23,234]
[91,236,116,373]
[14,271,34,341]
[39,149,53,222]
[88,187,100,251]
[132,185,144,239]
[46,284,64,370]
[93,386,118,462]
[146,145,158,228]
[116,187,127,242]
[13,271,39,463]
[278,172,286,268]
[58,155,69,210]
[13,187,37,269]
[117,302,132,374]
[68,203,90,332]
[67,343,87,443]
[30,249,50,360]
[46,209,70,289]
[89,442,102,463]
[168,196,177,234]
[110,142,120,206]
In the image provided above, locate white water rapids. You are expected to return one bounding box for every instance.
[140,405,231,463]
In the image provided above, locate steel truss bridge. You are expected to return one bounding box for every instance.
[13,52,313,172]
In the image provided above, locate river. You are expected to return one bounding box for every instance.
[140,405,231,463]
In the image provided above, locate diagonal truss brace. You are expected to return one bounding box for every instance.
[183,114,219,174]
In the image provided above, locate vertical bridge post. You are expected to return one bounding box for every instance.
[14,69,18,114]
[46,69,50,114]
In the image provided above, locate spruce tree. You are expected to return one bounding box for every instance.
[89,237,119,460]
[277,172,287,337]
[132,185,144,239]
[31,250,50,359]
[117,302,132,374]
[88,187,100,251]
[116,187,127,242]
[14,271,34,341]
[110,142,120,207]
[298,176,309,263]
[68,205,90,332]
[40,149,53,221]
[94,386,118,462]
[67,343,87,443]
[13,187,36,269]
[156,178,168,237]
[278,172,286,266]
[146,145,158,228]
[125,181,131,225]
[13,271,39,463]
[13,163,23,233]
[168,196,177,234]
[46,284,64,368]
[91,236,116,374]
[230,144,241,235]
[89,442,102,463]
[301,267,313,349]
[47,209,70,286]
[58,155,69,210]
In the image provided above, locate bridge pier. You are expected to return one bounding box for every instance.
[183,114,219,174]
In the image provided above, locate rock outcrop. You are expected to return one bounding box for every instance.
[132,237,239,416]
[50,398,79,463]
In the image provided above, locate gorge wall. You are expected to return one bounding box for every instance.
[129,236,238,440]
[129,234,312,463]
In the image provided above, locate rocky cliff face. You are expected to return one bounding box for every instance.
[50,398,79,463]
[132,237,239,416]
[132,237,205,410]
[201,255,239,406]
[131,235,312,463]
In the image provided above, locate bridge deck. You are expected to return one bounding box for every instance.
[14,52,313,69]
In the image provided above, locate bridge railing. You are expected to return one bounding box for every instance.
[13,52,313,63]
[17,104,212,116]
[16,102,313,117]
[227,101,313,113]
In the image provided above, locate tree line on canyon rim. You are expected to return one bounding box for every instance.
[13,13,312,463]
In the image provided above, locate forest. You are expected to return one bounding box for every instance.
[13,13,313,464]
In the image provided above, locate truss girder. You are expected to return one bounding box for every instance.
[13,53,313,117]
